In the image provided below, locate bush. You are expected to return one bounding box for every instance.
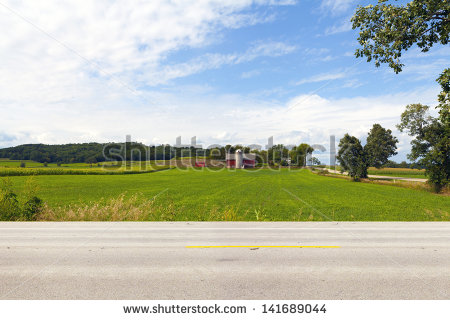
[0,189,20,220]
[20,162,26,168]
[22,196,43,220]
[0,178,44,221]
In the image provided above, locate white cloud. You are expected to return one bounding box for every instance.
[302,47,338,62]
[0,0,294,96]
[241,70,261,79]
[146,41,296,85]
[0,0,297,147]
[320,0,356,15]
[325,19,352,35]
[295,72,346,85]
[400,59,449,81]
[0,69,440,163]
[304,48,330,55]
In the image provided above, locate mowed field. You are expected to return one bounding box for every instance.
[5,168,449,221]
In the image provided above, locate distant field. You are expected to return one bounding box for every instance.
[4,168,449,221]
[0,159,96,168]
[367,167,427,179]
[0,159,171,176]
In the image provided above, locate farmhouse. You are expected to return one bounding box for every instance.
[226,149,256,168]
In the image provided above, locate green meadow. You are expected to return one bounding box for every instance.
[4,168,449,221]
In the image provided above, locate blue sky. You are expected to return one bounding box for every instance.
[0,0,448,163]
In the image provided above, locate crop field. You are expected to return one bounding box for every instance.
[3,168,449,221]
[0,159,100,168]
[0,160,171,176]
[367,167,427,179]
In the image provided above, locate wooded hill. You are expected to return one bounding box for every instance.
[0,143,181,163]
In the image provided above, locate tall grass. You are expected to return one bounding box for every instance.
[36,191,449,222]
[37,193,253,221]
[38,194,175,221]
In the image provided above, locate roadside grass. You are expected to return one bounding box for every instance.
[4,168,449,221]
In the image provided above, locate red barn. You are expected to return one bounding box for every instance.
[195,161,206,167]
[226,150,256,168]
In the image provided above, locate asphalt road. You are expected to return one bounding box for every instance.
[0,222,449,299]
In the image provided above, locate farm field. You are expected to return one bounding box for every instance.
[0,159,171,176]
[367,167,427,179]
[3,168,449,221]
[0,159,101,168]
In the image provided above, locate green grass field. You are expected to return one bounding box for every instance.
[4,168,449,221]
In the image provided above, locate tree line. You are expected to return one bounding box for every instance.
[0,143,186,164]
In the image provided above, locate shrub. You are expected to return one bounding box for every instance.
[22,196,43,221]
[0,189,20,220]
[0,178,44,221]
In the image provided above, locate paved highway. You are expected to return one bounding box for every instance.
[0,222,449,299]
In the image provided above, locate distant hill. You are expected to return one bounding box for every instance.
[0,142,183,163]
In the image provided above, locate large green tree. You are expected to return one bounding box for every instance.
[290,143,314,166]
[397,102,449,192]
[365,123,399,168]
[337,124,398,180]
[337,134,368,181]
[351,0,449,73]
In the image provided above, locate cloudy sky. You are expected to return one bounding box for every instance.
[0,0,448,162]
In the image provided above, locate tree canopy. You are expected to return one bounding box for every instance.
[352,0,449,73]
[397,103,449,191]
